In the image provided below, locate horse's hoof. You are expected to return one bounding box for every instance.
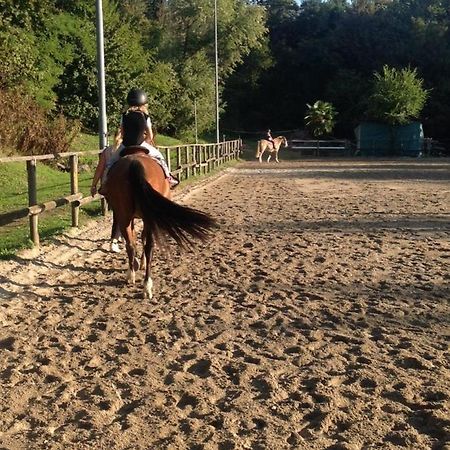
[127,269,136,284]
[144,279,153,299]
[110,240,120,253]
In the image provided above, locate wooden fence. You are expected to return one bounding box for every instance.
[289,140,352,157]
[0,139,241,247]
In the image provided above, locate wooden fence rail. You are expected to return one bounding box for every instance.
[0,139,241,247]
[289,140,352,157]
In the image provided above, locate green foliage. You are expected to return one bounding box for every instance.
[1,0,56,30]
[54,0,95,16]
[325,69,369,130]
[368,65,428,126]
[154,0,267,135]
[103,0,153,130]
[217,0,268,78]
[0,19,40,91]
[0,89,80,155]
[0,4,84,110]
[169,52,217,139]
[138,62,180,132]
[304,100,337,137]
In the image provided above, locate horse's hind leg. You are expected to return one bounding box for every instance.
[110,212,121,253]
[111,212,121,240]
[259,149,265,163]
[267,152,272,163]
[140,229,146,269]
[122,223,137,284]
[142,225,154,299]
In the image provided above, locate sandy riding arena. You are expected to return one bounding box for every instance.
[0,160,449,450]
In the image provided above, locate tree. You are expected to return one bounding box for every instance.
[153,0,267,135]
[0,19,40,91]
[367,65,428,125]
[304,100,337,137]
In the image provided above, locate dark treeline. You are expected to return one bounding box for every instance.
[1,0,449,149]
[222,0,450,140]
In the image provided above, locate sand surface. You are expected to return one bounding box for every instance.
[0,160,449,450]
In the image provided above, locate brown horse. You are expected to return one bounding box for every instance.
[256,136,288,163]
[104,147,217,298]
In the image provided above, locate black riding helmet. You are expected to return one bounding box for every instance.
[126,88,148,106]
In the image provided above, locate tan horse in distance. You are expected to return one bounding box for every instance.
[256,136,288,163]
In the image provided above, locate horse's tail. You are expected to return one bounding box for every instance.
[129,160,217,248]
[256,140,262,158]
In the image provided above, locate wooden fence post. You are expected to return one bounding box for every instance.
[165,148,171,172]
[26,159,39,246]
[188,145,192,179]
[176,146,181,180]
[193,145,198,177]
[203,146,207,174]
[69,154,79,227]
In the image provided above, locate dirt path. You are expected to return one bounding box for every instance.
[0,160,449,450]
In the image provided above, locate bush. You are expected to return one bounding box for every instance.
[0,89,80,155]
[368,65,428,126]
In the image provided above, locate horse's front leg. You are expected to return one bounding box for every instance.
[258,150,264,163]
[275,150,280,163]
[267,152,272,163]
[142,226,154,299]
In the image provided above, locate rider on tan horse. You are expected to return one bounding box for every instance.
[256,134,288,163]
[266,129,275,149]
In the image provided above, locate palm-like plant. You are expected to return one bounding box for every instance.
[304,100,337,137]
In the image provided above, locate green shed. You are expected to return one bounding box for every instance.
[354,122,424,157]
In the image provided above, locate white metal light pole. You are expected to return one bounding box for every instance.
[214,0,220,144]
[95,0,108,149]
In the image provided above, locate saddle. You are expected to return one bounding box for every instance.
[119,145,149,158]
